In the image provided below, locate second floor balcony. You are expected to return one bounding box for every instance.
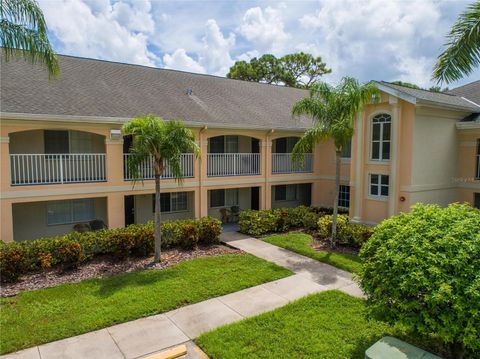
[272,153,313,174]
[123,153,195,180]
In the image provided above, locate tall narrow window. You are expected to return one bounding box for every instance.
[476,139,480,180]
[338,185,350,208]
[371,114,391,161]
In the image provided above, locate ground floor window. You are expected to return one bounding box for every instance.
[47,199,95,225]
[152,192,188,213]
[210,188,239,207]
[369,174,389,197]
[475,193,480,209]
[338,185,350,208]
[275,184,298,201]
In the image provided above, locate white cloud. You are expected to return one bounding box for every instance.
[163,49,206,73]
[39,0,157,66]
[238,6,289,55]
[163,19,235,76]
[298,0,445,87]
[111,0,155,34]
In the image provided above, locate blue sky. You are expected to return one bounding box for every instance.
[38,0,479,88]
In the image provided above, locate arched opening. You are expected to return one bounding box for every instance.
[207,135,260,176]
[272,136,313,174]
[9,130,106,185]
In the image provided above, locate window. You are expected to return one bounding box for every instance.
[44,130,69,154]
[274,137,299,153]
[153,192,188,213]
[209,136,239,153]
[369,174,389,197]
[70,131,93,153]
[371,114,391,161]
[209,189,239,207]
[47,199,95,225]
[275,185,298,201]
[341,139,352,158]
[475,193,480,209]
[338,185,350,208]
[476,139,480,180]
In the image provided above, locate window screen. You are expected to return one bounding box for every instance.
[44,130,69,154]
[47,199,95,225]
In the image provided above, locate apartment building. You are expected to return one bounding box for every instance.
[1,55,479,241]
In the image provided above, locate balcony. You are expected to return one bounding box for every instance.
[272,153,313,174]
[10,154,106,186]
[207,153,260,177]
[123,153,194,180]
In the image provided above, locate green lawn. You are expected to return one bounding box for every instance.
[261,233,362,273]
[197,291,440,359]
[0,254,291,354]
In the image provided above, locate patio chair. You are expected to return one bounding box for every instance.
[219,208,230,224]
[73,223,91,233]
[230,205,240,223]
[89,219,108,231]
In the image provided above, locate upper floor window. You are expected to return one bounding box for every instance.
[341,138,352,159]
[371,114,391,161]
[476,139,479,180]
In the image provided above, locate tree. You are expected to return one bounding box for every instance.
[291,78,378,247]
[359,203,480,359]
[122,115,199,263]
[227,52,331,88]
[1,0,59,77]
[432,0,480,83]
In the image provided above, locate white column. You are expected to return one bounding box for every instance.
[388,97,401,217]
[352,112,364,222]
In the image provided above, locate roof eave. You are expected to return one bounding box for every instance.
[374,82,417,104]
[0,112,309,132]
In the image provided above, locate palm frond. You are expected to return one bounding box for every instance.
[0,0,59,77]
[432,0,480,83]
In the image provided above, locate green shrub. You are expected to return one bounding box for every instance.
[198,217,222,245]
[239,209,278,236]
[317,214,372,248]
[302,212,320,230]
[286,206,310,227]
[0,242,28,282]
[359,203,480,357]
[0,216,222,282]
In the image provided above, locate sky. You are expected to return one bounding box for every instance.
[38,0,479,89]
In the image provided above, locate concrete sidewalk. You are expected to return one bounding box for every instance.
[2,233,362,359]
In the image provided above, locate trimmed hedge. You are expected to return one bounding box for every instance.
[317,214,373,248]
[0,216,221,282]
[238,206,349,236]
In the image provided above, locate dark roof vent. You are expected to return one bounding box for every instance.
[186,88,193,96]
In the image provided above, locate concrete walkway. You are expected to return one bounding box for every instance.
[2,233,362,359]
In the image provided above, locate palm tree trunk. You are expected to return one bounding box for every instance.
[153,172,162,263]
[331,151,341,248]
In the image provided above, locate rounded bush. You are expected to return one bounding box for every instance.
[359,203,480,357]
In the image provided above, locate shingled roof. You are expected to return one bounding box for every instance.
[376,81,480,112]
[448,80,480,106]
[1,54,311,130]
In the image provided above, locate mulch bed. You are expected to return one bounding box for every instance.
[0,245,241,297]
[309,231,359,255]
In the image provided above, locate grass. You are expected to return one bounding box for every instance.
[261,232,362,273]
[197,291,441,359]
[0,253,292,354]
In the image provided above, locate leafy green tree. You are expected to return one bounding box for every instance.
[227,52,331,88]
[359,203,480,359]
[0,0,59,77]
[122,115,199,262]
[432,0,480,83]
[292,77,378,247]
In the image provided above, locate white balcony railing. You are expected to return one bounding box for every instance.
[272,153,313,174]
[123,153,194,180]
[207,153,260,177]
[10,154,106,185]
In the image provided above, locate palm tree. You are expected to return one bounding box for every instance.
[292,77,378,247]
[1,0,59,77]
[122,115,200,263]
[432,0,480,83]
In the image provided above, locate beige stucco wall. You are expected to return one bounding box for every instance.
[12,197,107,241]
[134,192,195,224]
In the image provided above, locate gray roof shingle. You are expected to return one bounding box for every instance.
[1,55,312,130]
[378,81,480,112]
[447,80,480,106]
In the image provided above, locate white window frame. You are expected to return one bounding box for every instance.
[368,174,389,199]
[338,185,350,208]
[47,199,96,225]
[370,113,391,162]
